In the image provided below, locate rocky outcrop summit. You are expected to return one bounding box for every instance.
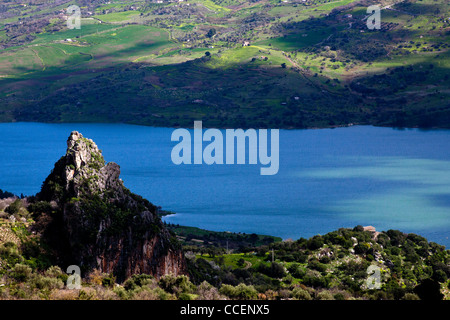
[34,131,187,282]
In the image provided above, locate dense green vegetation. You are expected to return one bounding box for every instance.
[0,0,448,128]
[184,226,450,300]
[1,196,449,300]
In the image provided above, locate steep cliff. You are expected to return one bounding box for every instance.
[33,131,187,282]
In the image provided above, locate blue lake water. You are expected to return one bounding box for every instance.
[1,122,449,247]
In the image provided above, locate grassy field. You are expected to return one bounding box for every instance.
[94,11,142,23]
[255,25,348,51]
[194,0,232,14]
[0,48,43,77]
[0,24,173,77]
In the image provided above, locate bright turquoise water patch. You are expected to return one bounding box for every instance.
[0,123,449,247]
[300,157,450,230]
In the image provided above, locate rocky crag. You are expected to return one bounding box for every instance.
[32,131,187,282]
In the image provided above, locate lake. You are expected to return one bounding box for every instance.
[1,122,449,247]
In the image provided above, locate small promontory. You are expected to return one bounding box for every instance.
[33,131,187,282]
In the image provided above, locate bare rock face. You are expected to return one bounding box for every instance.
[35,131,187,282]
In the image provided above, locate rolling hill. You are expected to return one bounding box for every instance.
[0,0,449,128]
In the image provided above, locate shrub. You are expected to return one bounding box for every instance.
[334,292,346,300]
[384,278,406,300]
[307,236,324,250]
[113,286,129,300]
[196,281,223,300]
[27,201,53,216]
[302,270,329,288]
[376,233,390,247]
[21,240,52,270]
[293,252,308,263]
[283,274,294,284]
[0,242,24,267]
[307,259,327,273]
[262,289,278,300]
[87,269,116,288]
[354,242,370,255]
[158,274,195,296]
[45,266,64,278]
[319,256,331,264]
[370,290,388,300]
[11,263,32,281]
[49,289,79,300]
[432,269,447,283]
[338,260,369,278]
[124,274,154,291]
[233,267,250,280]
[233,283,258,300]
[414,279,444,300]
[287,263,306,279]
[102,274,116,288]
[316,291,335,300]
[132,287,169,300]
[256,262,286,278]
[31,274,64,290]
[219,284,236,298]
[403,293,420,300]
[88,269,104,286]
[11,287,28,299]
[386,230,406,246]
[89,286,119,300]
[44,265,68,283]
[269,262,286,278]
[5,199,21,216]
[78,288,97,300]
[178,292,196,300]
[152,287,174,300]
[219,283,258,300]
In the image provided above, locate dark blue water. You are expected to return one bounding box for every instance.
[1,123,449,247]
